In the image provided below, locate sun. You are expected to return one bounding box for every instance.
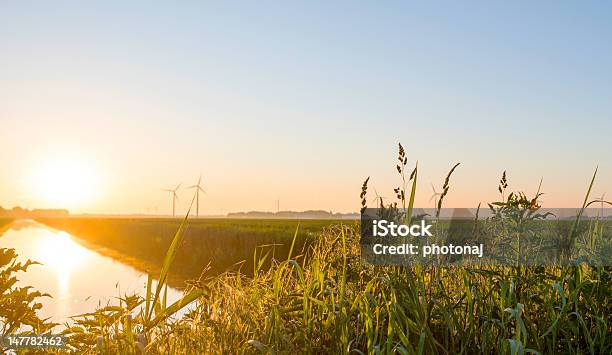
[31,157,100,208]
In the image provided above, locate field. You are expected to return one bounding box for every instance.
[35,217,345,283]
[23,221,610,354]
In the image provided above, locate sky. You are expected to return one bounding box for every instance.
[1,1,611,215]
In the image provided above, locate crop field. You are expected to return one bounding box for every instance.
[35,217,347,282]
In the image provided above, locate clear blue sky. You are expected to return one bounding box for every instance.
[1,1,610,213]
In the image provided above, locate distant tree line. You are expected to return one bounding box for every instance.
[227,210,358,219]
[0,206,69,218]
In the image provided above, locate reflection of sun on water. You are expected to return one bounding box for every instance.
[0,223,185,324]
[36,231,89,315]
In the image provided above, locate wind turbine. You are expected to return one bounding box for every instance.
[371,188,387,208]
[600,193,606,218]
[188,176,206,217]
[162,183,181,217]
[429,183,442,210]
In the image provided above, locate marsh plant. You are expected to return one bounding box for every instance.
[0,248,56,337]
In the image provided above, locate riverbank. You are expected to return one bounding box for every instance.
[36,217,343,284]
[0,218,14,233]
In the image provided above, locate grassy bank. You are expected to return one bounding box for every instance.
[56,223,611,354]
[1,220,609,353]
[35,217,343,281]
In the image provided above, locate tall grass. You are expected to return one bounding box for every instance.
[132,225,610,354]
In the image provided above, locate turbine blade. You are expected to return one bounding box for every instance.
[175,183,182,191]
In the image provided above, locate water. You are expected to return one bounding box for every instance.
[0,220,184,324]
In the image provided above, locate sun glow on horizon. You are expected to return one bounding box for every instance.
[30,157,101,209]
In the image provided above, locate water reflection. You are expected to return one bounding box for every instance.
[0,220,183,324]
